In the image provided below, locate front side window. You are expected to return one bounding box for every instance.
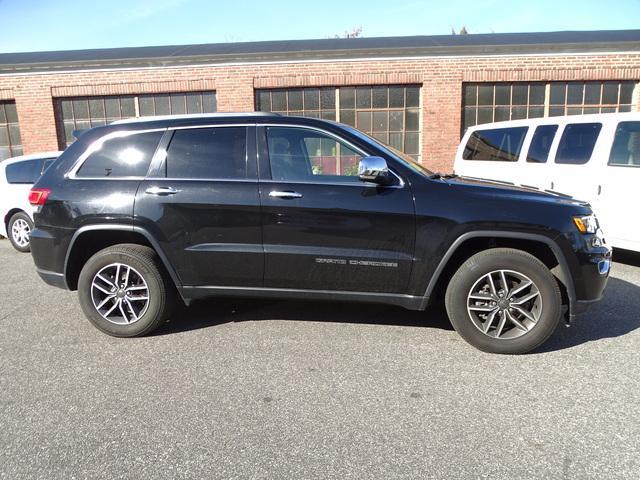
[463,127,528,162]
[609,121,640,167]
[266,127,363,181]
[5,159,44,184]
[76,131,162,178]
[555,123,602,165]
[166,127,248,179]
[527,125,558,163]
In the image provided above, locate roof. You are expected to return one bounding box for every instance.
[1,30,639,75]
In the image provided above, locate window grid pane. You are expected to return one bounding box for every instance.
[462,81,637,134]
[0,101,23,161]
[54,92,217,148]
[255,85,422,162]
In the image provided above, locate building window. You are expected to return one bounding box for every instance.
[54,92,217,148]
[256,85,421,161]
[0,101,22,161]
[463,81,637,132]
[256,88,336,120]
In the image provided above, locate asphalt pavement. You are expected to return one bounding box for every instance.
[1,239,639,479]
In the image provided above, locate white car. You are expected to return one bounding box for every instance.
[0,151,62,252]
[454,112,640,253]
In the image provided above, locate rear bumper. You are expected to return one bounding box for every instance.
[36,268,68,289]
[30,226,73,289]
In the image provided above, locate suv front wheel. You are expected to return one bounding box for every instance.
[77,244,175,337]
[445,248,562,354]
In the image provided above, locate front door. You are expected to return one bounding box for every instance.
[134,125,263,287]
[258,125,415,294]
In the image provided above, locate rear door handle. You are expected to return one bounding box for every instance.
[145,186,181,196]
[269,190,303,199]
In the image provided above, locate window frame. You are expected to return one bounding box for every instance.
[5,159,45,184]
[257,123,405,188]
[462,126,529,162]
[526,124,559,164]
[255,85,422,163]
[160,125,254,181]
[607,121,640,168]
[554,122,603,166]
[67,128,166,180]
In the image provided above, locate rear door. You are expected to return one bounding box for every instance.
[257,125,415,294]
[134,125,263,287]
[550,122,603,201]
[596,120,640,250]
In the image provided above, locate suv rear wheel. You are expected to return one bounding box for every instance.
[445,248,562,354]
[8,212,34,253]
[77,244,175,337]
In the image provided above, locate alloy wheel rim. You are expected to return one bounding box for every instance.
[90,263,150,325]
[466,269,542,340]
[11,219,31,248]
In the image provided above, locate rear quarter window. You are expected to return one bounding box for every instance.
[5,159,45,184]
[555,123,602,165]
[463,127,528,162]
[76,131,162,178]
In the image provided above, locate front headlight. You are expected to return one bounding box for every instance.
[573,214,599,234]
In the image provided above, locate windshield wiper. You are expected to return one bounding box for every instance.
[428,172,458,180]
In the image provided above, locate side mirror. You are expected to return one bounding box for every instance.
[358,156,392,185]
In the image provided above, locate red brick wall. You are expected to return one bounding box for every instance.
[1,53,640,171]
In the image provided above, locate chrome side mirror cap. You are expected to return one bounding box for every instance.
[358,156,391,185]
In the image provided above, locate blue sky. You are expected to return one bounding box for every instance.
[0,0,638,53]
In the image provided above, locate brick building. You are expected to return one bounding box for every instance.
[1,30,639,170]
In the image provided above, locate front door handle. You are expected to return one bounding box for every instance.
[145,186,181,196]
[269,190,303,199]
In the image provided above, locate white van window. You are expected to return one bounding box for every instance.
[527,125,558,163]
[462,127,528,162]
[609,121,640,167]
[555,123,602,165]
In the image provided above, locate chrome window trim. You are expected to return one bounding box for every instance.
[66,127,168,180]
[258,123,406,188]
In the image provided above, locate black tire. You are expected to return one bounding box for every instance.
[77,244,176,337]
[445,248,562,354]
[7,212,34,253]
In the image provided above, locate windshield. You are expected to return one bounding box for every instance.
[343,125,433,176]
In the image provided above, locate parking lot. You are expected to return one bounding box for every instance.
[0,239,638,479]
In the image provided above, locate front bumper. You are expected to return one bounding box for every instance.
[564,229,612,322]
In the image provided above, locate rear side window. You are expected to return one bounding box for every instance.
[609,121,640,167]
[463,127,528,162]
[527,125,558,163]
[555,123,602,165]
[76,131,162,178]
[5,159,44,184]
[166,127,247,179]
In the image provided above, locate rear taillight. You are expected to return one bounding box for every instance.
[29,188,51,206]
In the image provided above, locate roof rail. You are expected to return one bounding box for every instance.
[111,112,280,125]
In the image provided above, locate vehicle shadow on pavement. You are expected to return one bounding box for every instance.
[535,276,640,353]
[154,298,454,336]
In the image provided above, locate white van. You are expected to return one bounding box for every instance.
[454,112,640,253]
[0,151,62,252]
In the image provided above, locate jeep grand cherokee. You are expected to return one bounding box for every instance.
[29,113,611,354]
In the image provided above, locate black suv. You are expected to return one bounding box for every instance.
[29,113,611,353]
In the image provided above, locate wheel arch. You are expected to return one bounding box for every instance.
[64,225,182,294]
[4,208,30,229]
[422,231,576,317]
